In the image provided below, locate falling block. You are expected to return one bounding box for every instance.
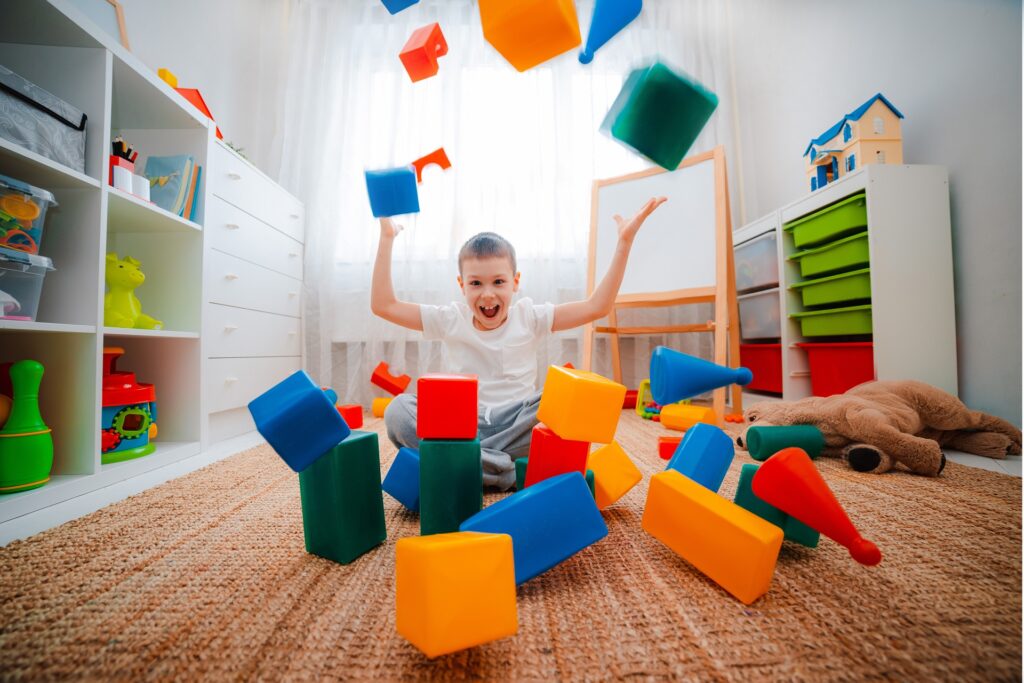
[585,469,595,498]
[365,167,419,218]
[578,0,642,64]
[752,448,881,566]
[383,446,421,512]
[248,370,351,473]
[381,0,419,14]
[658,435,682,460]
[400,23,448,83]
[650,346,753,406]
[746,425,824,462]
[734,464,819,548]
[666,423,734,493]
[479,0,581,72]
[660,403,717,432]
[601,62,720,171]
[157,68,178,88]
[524,424,588,487]
[411,147,452,183]
[537,365,626,443]
[299,431,386,564]
[396,531,517,658]
[371,361,411,396]
[460,472,607,584]
[417,374,478,439]
[371,397,392,418]
[642,469,783,604]
[321,387,338,404]
[515,456,528,490]
[337,404,364,429]
[420,438,483,535]
[586,441,641,510]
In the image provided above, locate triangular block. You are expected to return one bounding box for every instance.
[649,345,752,406]
[579,0,642,64]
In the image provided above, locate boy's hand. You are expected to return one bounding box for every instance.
[380,217,404,239]
[614,196,667,244]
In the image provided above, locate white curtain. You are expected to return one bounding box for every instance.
[270,0,735,406]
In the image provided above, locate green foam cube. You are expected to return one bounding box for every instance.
[515,457,528,491]
[420,438,483,535]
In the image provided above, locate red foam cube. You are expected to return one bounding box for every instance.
[524,424,589,488]
[623,390,638,410]
[399,22,448,83]
[417,374,478,439]
[371,361,412,396]
[658,435,682,460]
[337,404,364,429]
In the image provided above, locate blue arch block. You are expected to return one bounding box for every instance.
[383,446,420,511]
[460,471,607,584]
[248,370,351,473]
[365,167,419,218]
[666,422,734,493]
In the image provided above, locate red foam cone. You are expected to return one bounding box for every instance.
[751,448,882,566]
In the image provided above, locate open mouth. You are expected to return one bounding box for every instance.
[479,304,500,320]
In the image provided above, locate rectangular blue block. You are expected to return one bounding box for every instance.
[460,471,608,584]
[365,167,419,218]
[382,446,420,511]
[666,422,734,493]
[248,370,351,473]
[381,0,419,14]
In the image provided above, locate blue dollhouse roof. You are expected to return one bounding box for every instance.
[803,93,904,158]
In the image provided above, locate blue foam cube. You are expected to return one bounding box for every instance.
[382,446,420,511]
[666,422,734,493]
[248,370,351,473]
[381,0,419,14]
[365,167,419,218]
[459,471,608,584]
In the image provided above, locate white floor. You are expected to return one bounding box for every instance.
[741,392,1021,478]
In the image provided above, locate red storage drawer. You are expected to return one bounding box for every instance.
[797,342,875,396]
[740,343,782,394]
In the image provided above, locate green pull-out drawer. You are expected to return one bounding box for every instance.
[789,304,872,337]
[784,193,867,248]
[790,268,871,308]
[789,231,869,279]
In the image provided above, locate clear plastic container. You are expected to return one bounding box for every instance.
[734,231,779,293]
[0,245,55,321]
[0,173,57,255]
[738,288,781,340]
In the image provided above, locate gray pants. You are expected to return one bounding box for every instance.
[383,392,541,491]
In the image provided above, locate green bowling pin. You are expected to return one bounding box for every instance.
[0,360,54,493]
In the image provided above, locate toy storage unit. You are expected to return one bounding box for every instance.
[732,164,957,400]
[733,212,783,394]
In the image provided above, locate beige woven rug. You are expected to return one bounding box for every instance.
[0,411,1020,681]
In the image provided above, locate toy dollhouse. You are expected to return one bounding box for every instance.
[803,93,904,191]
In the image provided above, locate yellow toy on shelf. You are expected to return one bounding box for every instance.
[103,253,163,330]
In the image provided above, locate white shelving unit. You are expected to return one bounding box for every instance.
[0,0,304,543]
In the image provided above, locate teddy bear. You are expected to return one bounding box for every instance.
[736,380,1021,476]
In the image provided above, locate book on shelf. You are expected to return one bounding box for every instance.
[188,165,202,221]
[144,154,192,215]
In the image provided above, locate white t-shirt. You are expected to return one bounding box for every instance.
[420,297,555,409]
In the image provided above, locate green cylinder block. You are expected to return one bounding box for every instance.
[585,469,595,499]
[515,457,528,491]
[746,425,824,462]
[298,430,386,564]
[420,438,483,536]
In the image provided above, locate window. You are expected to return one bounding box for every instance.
[843,123,852,143]
[847,154,856,172]
[873,117,884,134]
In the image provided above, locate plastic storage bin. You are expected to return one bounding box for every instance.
[0,245,55,321]
[783,193,866,249]
[0,63,87,173]
[790,268,871,308]
[0,174,57,255]
[734,231,779,293]
[789,304,872,337]
[738,288,781,340]
[740,343,782,394]
[797,342,875,396]
[789,231,869,279]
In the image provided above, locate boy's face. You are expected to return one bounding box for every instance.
[457,255,520,331]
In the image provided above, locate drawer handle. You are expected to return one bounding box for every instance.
[227,172,242,181]
[225,376,239,383]
[224,324,239,332]
[225,223,240,230]
[289,213,300,219]
[288,252,299,258]
[225,273,239,280]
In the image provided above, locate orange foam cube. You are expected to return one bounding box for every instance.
[399,22,448,83]
[371,397,392,418]
[396,531,518,658]
[586,441,642,510]
[658,435,683,460]
[537,366,626,443]
[642,469,783,605]
[660,403,717,431]
[478,0,581,72]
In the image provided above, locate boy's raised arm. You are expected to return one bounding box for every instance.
[551,197,666,333]
[370,218,424,331]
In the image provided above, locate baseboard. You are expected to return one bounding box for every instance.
[0,431,266,546]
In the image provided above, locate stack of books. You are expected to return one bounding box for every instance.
[143,154,202,220]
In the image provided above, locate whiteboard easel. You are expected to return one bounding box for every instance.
[583,146,743,419]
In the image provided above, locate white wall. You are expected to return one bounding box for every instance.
[729,0,1022,425]
[117,0,288,175]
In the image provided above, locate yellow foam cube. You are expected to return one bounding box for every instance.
[396,531,518,658]
[661,403,717,431]
[641,469,783,605]
[371,396,392,418]
[537,366,627,443]
[586,441,642,510]
[479,0,581,72]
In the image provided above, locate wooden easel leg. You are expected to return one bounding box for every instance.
[582,322,594,372]
[608,308,622,384]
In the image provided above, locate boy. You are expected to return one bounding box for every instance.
[371,197,666,490]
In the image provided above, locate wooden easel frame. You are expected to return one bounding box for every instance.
[582,146,743,419]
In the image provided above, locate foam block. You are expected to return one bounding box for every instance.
[420,438,483,535]
[400,23,448,82]
[515,456,528,490]
[371,397,392,418]
[371,361,411,396]
[746,425,824,462]
[365,167,419,218]
[658,435,682,460]
[381,0,419,15]
[660,403,717,431]
[649,345,752,406]
[479,0,581,72]
[460,471,607,584]
[579,0,642,64]
[337,404,363,429]
[665,423,734,493]
[417,374,478,440]
[734,463,819,548]
[536,365,626,443]
[586,441,641,510]
[383,446,421,512]
[524,424,588,487]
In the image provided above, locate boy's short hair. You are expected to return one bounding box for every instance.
[458,232,517,274]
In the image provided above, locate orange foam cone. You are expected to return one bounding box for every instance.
[751,448,881,566]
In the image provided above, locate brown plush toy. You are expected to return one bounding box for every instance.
[737,380,1022,476]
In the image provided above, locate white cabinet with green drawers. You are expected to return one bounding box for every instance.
[734,164,958,400]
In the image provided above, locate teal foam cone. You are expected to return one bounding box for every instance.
[579,0,642,64]
[649,346,753,406]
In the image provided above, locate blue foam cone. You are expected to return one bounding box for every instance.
[649,346,753,405]
[579,0,643,64]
